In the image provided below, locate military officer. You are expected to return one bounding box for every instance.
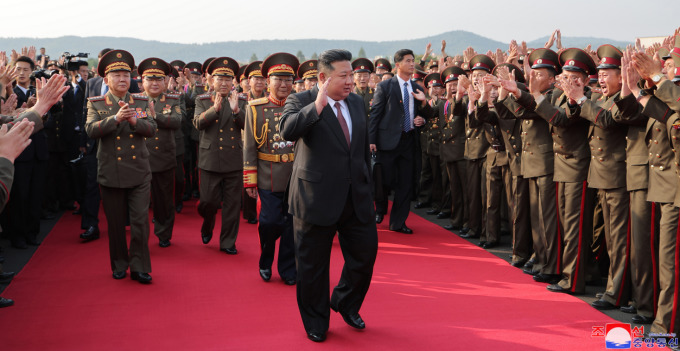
[298,60,318,92]
[422,72,450,220]
[243,52,300,285]
[167,66,188,213]
[374,58,391,75]
[351,58,374,119]
[193,57,244,255]
[138,58,182,247]
[245,61,266,100]
[85,49,157,284]
[294,74,305,93]
[237,65,248,93]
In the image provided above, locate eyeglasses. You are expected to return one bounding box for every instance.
[270,77,294,85]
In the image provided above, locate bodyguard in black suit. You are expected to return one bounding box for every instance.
[369,49,434,233]
[280,49,378,343]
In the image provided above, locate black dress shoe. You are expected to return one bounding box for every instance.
[306,331,326,342]
[247,218,258,224]
[175,203,183,213]
[426,209,439,215]
[390,226,413,234]
[443,224,460,231]
[80,226,100,242]
[533,273,561,284]
[259,268,272,281]
[414,202,430,209]
[547,284,580,294]
[338,311,366,329]
[131,272,152,284]
[436,212,450,219]
[0,272,15,283]
[0,297,14,308]
[631,314,654,324]
[591,299,617,310]
[201,232,212,244]
[221,246,238,255]
[112,271,127,280]
[523,268,540,275]
[482,241,498,249]
[477,241,486,247]
[283,278,296,285]
[27,238,41,246]
[523,258,535,270]
[159,240,171,248]
[459,227,470,234]
[620,305,637,314]
[511,259,528,268]
[375,214,384,224]
[11,239,28,250]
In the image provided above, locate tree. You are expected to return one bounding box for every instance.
[296,50,306,62]
[249,53,258,62]
[357,47,366,58]
[310,52,318,60]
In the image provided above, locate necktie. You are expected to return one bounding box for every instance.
[403,82,411,132]
[335,102,350,147]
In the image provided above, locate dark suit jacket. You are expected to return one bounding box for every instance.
[13,85,48,162]
[280,86,374,226]
[368,76,433,151]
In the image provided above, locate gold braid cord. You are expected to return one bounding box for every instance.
[250,105,269,149]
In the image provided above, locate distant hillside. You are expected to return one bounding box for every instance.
[0,31,631,65]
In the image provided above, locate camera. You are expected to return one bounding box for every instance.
[30,69,59,80]
[62,52,89,71]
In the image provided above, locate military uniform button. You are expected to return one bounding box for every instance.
[656,128,661,132]
[230,128,234,131]
[219,146,223,150]
[155,146,159,150]
[155,137,159,140]
[599,158,603,162]
[132,156,136,160]
[117,147,121,150]
[231,137,235,140]
[220,138,223,141]
[116,136,121,140]
[117,157,122,161]
[232,146,235,149]
[129,134,133,138]
[660,166,665,171]
[598,148,602,151]
[156,128,159,132]
[220,129,223,133]
[654,140,658,144]
[657,154,661,158]
[131,145,135,149]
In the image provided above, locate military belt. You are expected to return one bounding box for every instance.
[257,152,295,163]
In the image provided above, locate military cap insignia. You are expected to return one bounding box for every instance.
[310,62,314,67]
[569,60,575,66]
[536,59,542,64]
[116,53,122,58]
[151,60,157,65]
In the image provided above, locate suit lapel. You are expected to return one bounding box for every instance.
[322,103,350,151]
[391,77,403,109]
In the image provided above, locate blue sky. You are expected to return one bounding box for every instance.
[4,0,678,44]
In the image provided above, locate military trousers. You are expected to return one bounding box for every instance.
[445,160,468,228]
[630,190,655,318]
[197,169,241,249]
[511,175,532,264]
[598,187,631,307]
[651,204,679,335]
[485,162,511,244]
[257,189,296,280]
[151,168,176,242]
[528,175,558,275]
[466,157,486,237]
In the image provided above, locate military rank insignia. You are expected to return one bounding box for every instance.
[135,107,148,118]
[162,104,171,114]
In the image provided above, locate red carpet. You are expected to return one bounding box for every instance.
[0,200,630,350]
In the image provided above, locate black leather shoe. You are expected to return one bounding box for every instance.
[591,299,617,310]
[175,203,183,213]
[511,259,527,268]
[259,268,272,281]
[443,224,460,231]
[130,272,152,284]
[390,226,413,234]
[306,331,326,342]
[533,273,561,284]
[11,239,28,250]
[477,241,486,247]
[546,284,580,294]
[459,226,470,234]
[620,305,637,314]
[247,218,258,224]
[80,226,100,242]
[0,272,15,283]
[482,241,498,249]
[221,246,238,255]
[112,271,126,280]
[201,232,212,244]
[339,311,366,329]
[436,212,450,219]
[375,214,384,224]
[0,297,14,308]
[426,209,439,215]
[523,258,535,269]
[631,314,654,324]
[283,278,296,285]
[159,240,171,248]
[27,238,41,246]
[523,268,540,275]
[414,202,430,209]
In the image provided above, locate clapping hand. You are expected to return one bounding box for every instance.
[213,92,223,112]
[228,90,239,113]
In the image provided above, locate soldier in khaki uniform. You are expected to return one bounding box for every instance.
[85,50,157,284]
[498,49,559,280]
[438,66,469,232]
[240,61,265,225]
[244,52,300,285]
[563,45,631,310]
[166,66,188,213]
[138,58,182,247]
[423,73,451,220]
[351,58,375,120]
[193,57,244,255]
[298,60,319,92]
[182,61,207,200]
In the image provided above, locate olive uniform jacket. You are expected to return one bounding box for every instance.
[437,98,466,163]
[145,93,182,173]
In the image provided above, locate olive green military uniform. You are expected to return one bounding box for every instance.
[145,93,182,242]
[438,99,468,229]
[86,91,157,274]
[170,89,187,209]
[353,86,374,120]
[458,97,488,239]
[194,91,245,250]
[425,98,450,216]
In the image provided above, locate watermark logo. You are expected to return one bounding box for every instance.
[605,323,632,349]
[592,324,678,349]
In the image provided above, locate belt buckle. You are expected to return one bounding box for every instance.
[281,154,289,162]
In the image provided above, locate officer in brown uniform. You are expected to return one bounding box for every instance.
[138,58,182,247]
[630,40,680,337]
[298,60,319,92]
[374,58,391,76]
[193,57,244,255]
[438,66,469,232]
[566,45,631,310]
[352,58,375,119]
[245,61,266,100]
[182,61,207,200]
[85,50,157,283]
[167,66,188,213]
[243,52,300,285]
[423,72,450,220]
[498,48,559,280]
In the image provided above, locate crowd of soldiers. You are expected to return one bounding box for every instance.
[1,27,680,342]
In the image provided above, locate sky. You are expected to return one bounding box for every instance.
[3,0,678,44]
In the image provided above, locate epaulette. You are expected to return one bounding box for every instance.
[248,97,269,106]
[196,83,205,88]
[238,93,248,101]
[165,94,180,99]
[131,94,148,100]
[198,93,212,100]
[88,95,105,102]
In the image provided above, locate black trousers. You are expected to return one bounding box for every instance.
[257,189,295,280]
[151,168,175,242]
[293,190,378,334]
[377,131,416,229]
[175,155,184,206]
[4,159,47,244]
[80,153,100,230]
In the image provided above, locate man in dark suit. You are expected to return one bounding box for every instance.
[369,49,433,233]
[280,49,378,343]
